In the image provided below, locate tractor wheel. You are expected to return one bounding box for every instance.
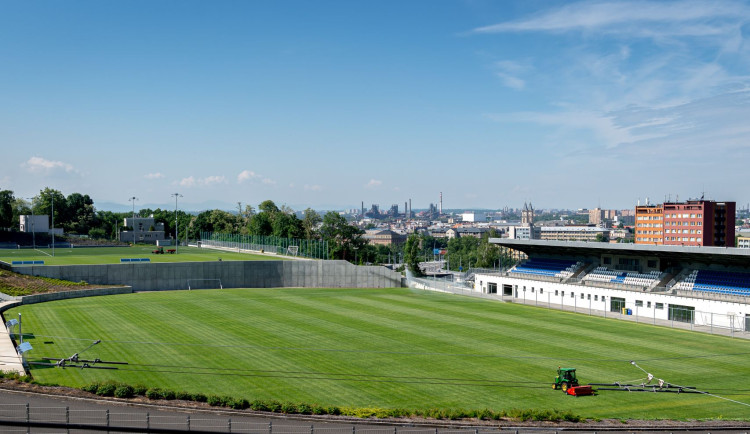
[561,382,570,392]
[552,383,558,390]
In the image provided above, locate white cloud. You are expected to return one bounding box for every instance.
[304,184,322,191]
[144,172,165,179]
[22,156,76,174]
[179,176,196,187]
[365,179,382,189]
[262,178,276,185]
[237,170,261,183]
[493,60,530,90]
[472,1,748,38]
[203,175,226,186]
[178,175,227,187]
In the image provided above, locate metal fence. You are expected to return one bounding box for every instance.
[1,402,747,434]
[200,232,329,260]
[407,273,750,340]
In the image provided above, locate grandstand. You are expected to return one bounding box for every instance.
[474,239,750,332]
[510,258,583,279]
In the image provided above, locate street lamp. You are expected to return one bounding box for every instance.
[171,193,182,251]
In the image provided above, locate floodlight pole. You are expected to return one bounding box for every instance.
[129,197,138,244]
[171,193,182,251]
[51,196,55,257]
[26,198,36,250]
[18,313,22,344]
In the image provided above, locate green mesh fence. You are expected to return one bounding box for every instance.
[200,232,329,259]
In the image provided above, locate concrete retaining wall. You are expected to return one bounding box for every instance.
[9,261,404,291]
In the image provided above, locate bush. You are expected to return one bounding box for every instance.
[162,389,176,400]
[280,402,298,414]
[145,388,164,400]
[175,391,192,401]
[230,398,249,410]
[96,382,117,397]
[81,383,100,394]
[192,392,208,403]
[133,385,148,396]
[114,385,134,399]
[207,395,224,407]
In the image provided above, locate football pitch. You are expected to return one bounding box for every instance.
[0,246,285,265]
[8,288,750,420]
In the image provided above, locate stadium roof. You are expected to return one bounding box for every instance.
[490,238,750,267]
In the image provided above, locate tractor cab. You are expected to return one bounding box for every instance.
[553,367,579,392]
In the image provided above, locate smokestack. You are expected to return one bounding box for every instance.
[405,201,408,218]
[409,199,412,218]
[361,201,364,217]
[439,192,443,215]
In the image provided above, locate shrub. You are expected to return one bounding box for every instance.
[162,389,176,400]
[95,382,117,397]
[133,385,148,396]
[81,383,100,394]
[230,398,249,410]
[145,388,164,400]
[114,385,134,399]
[250,400,268,411]
[207,395,224,407]
[192,392,208,403]
[280,402,297,414]
[175,391,192,401]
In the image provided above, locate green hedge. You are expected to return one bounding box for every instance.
[71,380,580,422]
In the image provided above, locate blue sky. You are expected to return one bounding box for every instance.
[2,1,750,211]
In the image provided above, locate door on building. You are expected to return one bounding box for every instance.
[745,314,750,332]
[487,282,497,294]
[610,297,626,313]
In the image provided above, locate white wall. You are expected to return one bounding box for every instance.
[474,273,749,330]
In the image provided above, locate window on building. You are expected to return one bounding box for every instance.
[647,301,652,308]
[540,288,543,294]
[635,300,643,307]
[647,259,657,268]
[595,295,598,301]
[555,290,559,296]
[603,257,611,264]
[581,293,585,299]
[655,302,664,309]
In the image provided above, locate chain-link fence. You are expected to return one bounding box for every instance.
[200,232,329,260]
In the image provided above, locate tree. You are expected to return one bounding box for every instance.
[595,232,609,242]
[302,208,321,240]
[319,211,365,261]
[272,212,302,238]
[258,200,280,214]
[403,234,423,276]
[0,190,14,229]
[248,212,273,236]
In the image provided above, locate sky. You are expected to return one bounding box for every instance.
[2,1,750,212]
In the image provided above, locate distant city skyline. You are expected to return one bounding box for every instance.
[3,1,749,210]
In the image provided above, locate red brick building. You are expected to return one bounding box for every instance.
[662,200,735,247]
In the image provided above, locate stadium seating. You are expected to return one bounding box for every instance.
[510,258,583,279]
[673,269,750,296]
[583,267,663,287]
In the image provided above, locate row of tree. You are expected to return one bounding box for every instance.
[404,230,517,276]
[1,188,517,268]
[0,188,372,262]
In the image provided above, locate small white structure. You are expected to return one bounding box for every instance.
[461,211,487,223]
[19,215,50,233]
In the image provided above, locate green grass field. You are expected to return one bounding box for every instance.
[0,246,285,265]
[7,288,750,420]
